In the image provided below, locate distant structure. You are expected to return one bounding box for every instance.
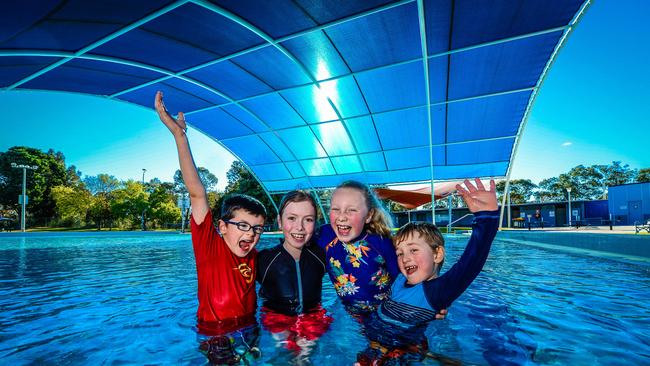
[391,200,609,229]
[608,182,650,225]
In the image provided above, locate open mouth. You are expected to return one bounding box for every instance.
[336,224,352,236]
[404,265,418,275]
[239,239,254,252]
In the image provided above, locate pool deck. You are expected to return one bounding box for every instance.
[501,225,646,235]
[497,226,650,260]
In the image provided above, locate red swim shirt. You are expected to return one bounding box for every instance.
[191,210,257,335]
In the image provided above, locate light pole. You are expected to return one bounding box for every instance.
[11,163,39,232]
[566,187,572,227]
[141,168,147,231]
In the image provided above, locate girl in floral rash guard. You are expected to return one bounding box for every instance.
[318,181,399,313]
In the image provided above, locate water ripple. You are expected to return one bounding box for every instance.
[0,234,648,365]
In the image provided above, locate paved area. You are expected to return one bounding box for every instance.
[501,225,647,235]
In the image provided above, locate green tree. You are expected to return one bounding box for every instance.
[173,167,218,195]
[637,168,650,183]
[89,192,113,230]
[84,174,121,195]
[110,180,149,229]
[0,146,69,225]
[151,201,181,229]
[566,165,603,200]
[51,185,92,227]
[536,177,566,202]
[148,182,179,228]
[596,161,636,187]
[496,179,538,204]
[221,161,274,221]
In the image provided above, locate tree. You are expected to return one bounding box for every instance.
[173,167,218,195]
[566,165,603,200]
[148,182,179,228]
[637,168,650,183]
[151,201,181,228]
[83,174,121,195]
[89,192,113,230]
[596,161,636,187]
[496,179,537,204]
[221,161,274,220]
[110,180,149,229]
[51,185,92,227]
[536,177,565,202]
[0,146,69,225]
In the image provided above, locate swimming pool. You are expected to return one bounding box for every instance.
[1,232,648,365]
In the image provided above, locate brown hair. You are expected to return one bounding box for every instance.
[335,180,393,237]
[278,190,318,218]
[394,222,445,274]
[220,194,267,221]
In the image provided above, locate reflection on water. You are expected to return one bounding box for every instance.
[0,233,648,365]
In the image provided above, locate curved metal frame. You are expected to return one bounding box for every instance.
[498,0,592,230]
[0,0,587,204]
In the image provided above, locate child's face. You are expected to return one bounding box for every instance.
[395,232,443,285]
[329,187,372,242]
[279,200,316,253]
[218,209,265,258]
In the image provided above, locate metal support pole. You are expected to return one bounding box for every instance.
[313,189,328,224]
[141,168,147,231]
[447,195,452,233]
[21,167,26,232]
[567,188,572,227]
[507,190,511,228]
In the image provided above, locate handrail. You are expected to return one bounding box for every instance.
[448,213,474,233]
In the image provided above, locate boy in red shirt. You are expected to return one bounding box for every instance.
[155,91,266,364]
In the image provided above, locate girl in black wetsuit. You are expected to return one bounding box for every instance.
[256,190,332,361]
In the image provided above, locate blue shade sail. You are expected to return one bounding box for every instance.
[1,0,588,193]
[186,60,273,100]
[0,56,61,87]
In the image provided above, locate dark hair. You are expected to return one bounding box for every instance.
[335,180,393,237]
[278,190,318,219]
[394,222,445,273]
[220,194,267,221]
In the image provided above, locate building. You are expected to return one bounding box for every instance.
[391,200,610,228]
[608,182,650,225]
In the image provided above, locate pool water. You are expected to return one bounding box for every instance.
[1,232,648,365]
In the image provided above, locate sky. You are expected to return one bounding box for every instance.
[1,0,648,191]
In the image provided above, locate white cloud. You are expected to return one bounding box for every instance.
[561,142,572,147]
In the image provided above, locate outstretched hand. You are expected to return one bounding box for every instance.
[155,91,187,138]
[456,178,498,213]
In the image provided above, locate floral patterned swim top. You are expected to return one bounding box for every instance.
[318,224,400,312]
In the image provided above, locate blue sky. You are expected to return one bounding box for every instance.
[1,0,648,191]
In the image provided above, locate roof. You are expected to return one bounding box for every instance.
[1,0,589,194]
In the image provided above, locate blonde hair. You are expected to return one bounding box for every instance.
[335,180,393,237]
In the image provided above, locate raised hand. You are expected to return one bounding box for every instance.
[455,178,498,213]
[155,91,187,138]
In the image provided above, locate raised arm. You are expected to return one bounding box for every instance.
[424,179,499,311]
[155,91,209,224]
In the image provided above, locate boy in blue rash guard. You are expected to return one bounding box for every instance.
[379,179,498,326]
[356,178,499,365]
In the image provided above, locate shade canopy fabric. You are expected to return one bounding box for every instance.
[1,0,588,193]
[375,181,460,209]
